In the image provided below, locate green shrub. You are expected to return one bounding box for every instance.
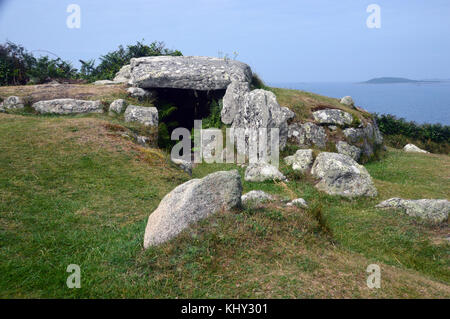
[0,41,35,85]
[80,40,182,82]
[375,113,450,154]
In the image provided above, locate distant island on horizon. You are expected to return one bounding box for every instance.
[363,77,445,84]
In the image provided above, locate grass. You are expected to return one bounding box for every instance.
[0,84,449,298]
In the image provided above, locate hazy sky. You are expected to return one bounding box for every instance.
[1,0,449,82]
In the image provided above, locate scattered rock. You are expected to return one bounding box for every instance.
[340,96,355,107]
[124,105,158,126]
[32,99,103,114]
[288,122,327,148]
[109,99,128,114]
[311,152,377,197]
[403,143,429,154]
[127,87,154,100]
[2,96,25,110]
[281,107,295,121]
[312,109,353,126]
[113,64,131,84]
[343,122,383,159]
[221,81,250,125]
[130,56,252,90]
[136,135,150,146]
[336,141,362,162]
[143,170,242,247]
[284,149,314,173]
[94,80,117,85]
[244,163,286,182]
[232,89,288,152]
[171,158,193,176]
[375,198,449,223]
[328,125,338,131]
[241,190,274,205]
[286,198,308,208]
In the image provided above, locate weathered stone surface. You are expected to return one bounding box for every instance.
[311,152,377,197]
[171,158,192,176]
[241,190,274,205]
[336,141,362,162]
[312,109,353,126]
[143,170,242,247]
[340,96,355,107]
[286,198,308,208]
[232,89,288,152]
[136,135,150,146]
[113,64,131,83]
[403,143,429,154]
[109,99,128,114]
[32,99,103,114]
[284,149,314,173]
[127,87,154,100]
[244,163,286,182]
[343,122,383,159]
[375,198,449,223]
[221,81,250,125]
[94,80,117,85]
[288,122,327,148]
[2,96,25,110]
[281,107,295,121]
[124,105,158,126]
[130,56,252,90]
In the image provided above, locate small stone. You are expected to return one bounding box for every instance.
[241,190,274,205]
[244,163,286,182]
[286,198,308,208]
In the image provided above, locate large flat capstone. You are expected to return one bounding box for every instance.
[129,56,252,90]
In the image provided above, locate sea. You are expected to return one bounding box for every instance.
[271,81,450,125]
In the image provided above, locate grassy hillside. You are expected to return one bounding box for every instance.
[0,84,448,298]
[0,113,449,298]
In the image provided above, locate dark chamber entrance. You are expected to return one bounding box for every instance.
[153,88,226,132]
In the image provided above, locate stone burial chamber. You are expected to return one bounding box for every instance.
[125,56,291,158]
[126,56,254,132]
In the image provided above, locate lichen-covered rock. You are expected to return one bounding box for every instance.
[109,99,128,114]
[221,81,250,125]
[403,144,429,154]
[143,170,242,247]
[244,163,286,182]
[286,198,308,208]
[232,89,288,152]
[281,107,295,121]
[32,99,103,114]
[94,80,117,85]
[130,56,252,90]
[2,96,25,110]
[375,198,449,223]
[113,64,131,83]
[241,190,274,205]
[288,122,327,148]
[284,149,314,173]
[336,141,362,162]
[340,96,355,107]
[311,152,377,197]
[171,158,192,176]
[127,87,154,100]
[124,105,158,126]
[312,109,353,126]
[343,122,383,159]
